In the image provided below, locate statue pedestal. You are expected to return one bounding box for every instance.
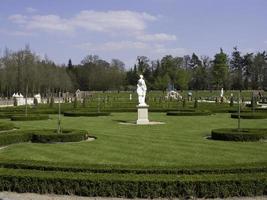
[136,105,149,125]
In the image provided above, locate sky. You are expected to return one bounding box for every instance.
[0,0,267,68]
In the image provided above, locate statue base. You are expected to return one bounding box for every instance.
[136,105,149,125]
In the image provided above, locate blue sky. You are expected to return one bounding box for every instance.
[0,0,267,67]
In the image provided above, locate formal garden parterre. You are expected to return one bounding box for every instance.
[0,97,266,198]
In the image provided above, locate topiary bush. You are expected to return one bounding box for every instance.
[0,129,92,146]
[31,129,89,143]
[0,122,16,131]
[231,112,267,119]
[211,128,267,141]
[10,114,49,121]
[167,110,211,116]
[64,111,110,117]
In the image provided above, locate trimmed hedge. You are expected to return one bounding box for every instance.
[0,168,266,198]
[0,122,16,131]
[0,113,14,119]
[166,110,211,116]
[64,111,110,117]
[231,112,267,119]
[0,160,266,175]
[211,128,267,141]
[0,129,91,146]
[10,114,49,121]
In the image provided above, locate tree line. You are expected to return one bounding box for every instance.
[0,45,267,97]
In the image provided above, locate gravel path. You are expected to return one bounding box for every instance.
[0,192,266,200]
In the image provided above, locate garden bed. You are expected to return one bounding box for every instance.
[64,111,111,117]
[211,128,267,141]
[231,112,267,119]
[166,110,211,116]
[0,129,92,146]
[0,122,16,131]
[10,114,50,121]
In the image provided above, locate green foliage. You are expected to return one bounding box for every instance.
[194,98,198,108]
[0,129,90,146]
[0,122,16,131]
[10,114,49,121]
[50,97,54,108]
[0,168,265,198]
[230,96,234,107]
[64,111,110,117]
[33,98,38,106]
[212,48,229,89]
[73,97,78,109]
[231,112,267,119]
[211,128,267,141]
[166,111,211,116]
[31,129,89,143]
[182,98,186,108]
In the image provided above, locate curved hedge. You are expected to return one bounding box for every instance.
[166,110,211,116]
[0,129,92,146]
[64,111,110,117]
[231,112,267,119]
[10,114,49,121]
[0,122,16,131]
[211,128,267,141]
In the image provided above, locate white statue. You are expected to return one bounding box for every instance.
[137,75,147,106]
[220,88,224,97]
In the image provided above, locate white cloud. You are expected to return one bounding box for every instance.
[76,41,149,52]
[0,28,34,36]
[137,33,177,42]
[8,10,157,33]
[8,14,27,24]
[26,7,37,13]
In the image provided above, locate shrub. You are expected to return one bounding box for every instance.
[0,129,91,146]
[0,168,265,198]
[31,129,89,143]
[10,114,49,121]
[194,98,198,108]
[33,98,38,106]
[64,111,111,117]
[167,111,211,116]
[211,128,267,141]
[230,96,234,107]
[49,97,54,108]
[0,122,16,131]
[231,112,267,119]
[73,97,78,109]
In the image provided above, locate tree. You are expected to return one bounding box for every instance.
[212,48,229,89]
[230,47,244,90]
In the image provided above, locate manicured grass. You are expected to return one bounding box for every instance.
[0,112,266,169]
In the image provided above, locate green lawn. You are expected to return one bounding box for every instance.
[0,112,266,169]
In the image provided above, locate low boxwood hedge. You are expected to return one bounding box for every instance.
[231,112,267,119]
[0,122,16,131]
[166,110,211,116]
[0,129,92,146]
[0,160,266,175]
[0,168,266,198]
[10,114,49,121]
[64,111,111,117]
[0,113,14,119]
[211,128,267,141]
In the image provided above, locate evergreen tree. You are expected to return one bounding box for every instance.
[212,48,229,89]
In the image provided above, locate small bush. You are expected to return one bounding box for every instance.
[31,129,89,143]
[0,129,91,146]
[64,111,110,117]
[231,112,267,119]
[10,114,49,121]
[167,111,211,116]
[211,128,267,141]
[0,122,16,131]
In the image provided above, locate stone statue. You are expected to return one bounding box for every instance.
[137,75,147,106]
[220,88,224,97]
